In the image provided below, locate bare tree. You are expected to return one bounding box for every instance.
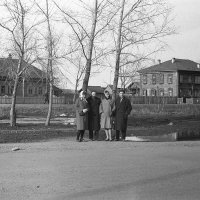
[55,0,117,91]
[64,43,107,103]
[0,0,41,126]
[111,0,175,99]
[64,51,86,103]
[35,0,61,126]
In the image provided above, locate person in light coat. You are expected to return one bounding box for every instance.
[99,90,114,141]
[75,91,89,142]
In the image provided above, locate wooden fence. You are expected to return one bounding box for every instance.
[1,96,200,104]
[0,96,73,104]
[130,96,177,104]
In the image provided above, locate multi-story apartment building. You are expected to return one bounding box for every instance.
[138,58,200,98]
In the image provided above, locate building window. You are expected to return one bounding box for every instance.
[8,86,14,95]
[0,76,6,81]
[1,86,5,94]
[28,87,33,95]
[168,88,173,96]
[142,74,147,84]
[151,89,156,96]
[8,86,11,95]
[195,76,200,84]
[159,73,164,84]
[152,74,156,84]
[38,87,43,95]
[179,75,183,83]
[194,89,200,97]
[180,74,192,83]
[159,88,164,96]
[11,86,14,94]
[142,89,147,96]
[168,74,173,84]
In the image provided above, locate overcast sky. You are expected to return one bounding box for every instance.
[0,0,199,88]
[157,0,200,62]
[88,0,200,87]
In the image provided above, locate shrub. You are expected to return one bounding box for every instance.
[0,106,10,120]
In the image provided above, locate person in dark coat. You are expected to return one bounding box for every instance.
[87,91,101,141]
[75,91,89,142]
[113,89,132,141]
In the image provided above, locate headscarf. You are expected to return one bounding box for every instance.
[104,90,111,100]
[79,91,87,102]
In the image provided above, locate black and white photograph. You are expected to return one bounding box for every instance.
[0,0,200,199]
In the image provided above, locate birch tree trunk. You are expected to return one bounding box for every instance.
[10,75,19,126]
[73,78,79,104]
[82,0,98,91]
[0,0,41,126]
[45,0,53,126]
[45,73,53,126]
[112,0,125,100]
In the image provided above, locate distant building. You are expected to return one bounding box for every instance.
[138,58,200,97]
[126,82,140,95]
[78,84,129,99]
[104,84,123,95]
[0,55,62,97]
[61,88,75,103]
[87,86,105,99]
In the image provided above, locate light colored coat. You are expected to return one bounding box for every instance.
[75,97,89,130]
[99,98,114,129]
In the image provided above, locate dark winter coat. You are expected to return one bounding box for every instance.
[75,97,89,130]
[114,96,132,132]
[87,96,101,131]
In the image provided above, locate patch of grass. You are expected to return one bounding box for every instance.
[0,123,76,143]
[0,123,73,130]
[131,104,200,116]
[1,104,200,120]
[0,106,10,120]
[1,119,200,143]
[0,104,75,119]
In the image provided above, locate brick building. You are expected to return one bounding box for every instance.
[138,58,200,98]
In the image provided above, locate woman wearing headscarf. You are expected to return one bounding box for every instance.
[99,90,114,141]
[75,90,89,142]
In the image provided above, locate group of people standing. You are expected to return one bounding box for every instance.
[75,89,132,142]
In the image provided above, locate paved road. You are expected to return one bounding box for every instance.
[1,139,200,200]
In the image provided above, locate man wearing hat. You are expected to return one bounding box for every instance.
[113,89,132,141]
[75,90,89,142]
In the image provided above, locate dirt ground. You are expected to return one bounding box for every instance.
[1,116,200,143]
[1,139,200,200]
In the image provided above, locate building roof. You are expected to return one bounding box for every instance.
[0,57,46,79]
[61,89,75,94]
[87,86,104,94]
[105,84,122,90]
[138,58,200,74]
[127,82,140,89]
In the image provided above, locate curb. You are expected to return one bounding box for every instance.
[175,128,200,141]
[137,133,177,142]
